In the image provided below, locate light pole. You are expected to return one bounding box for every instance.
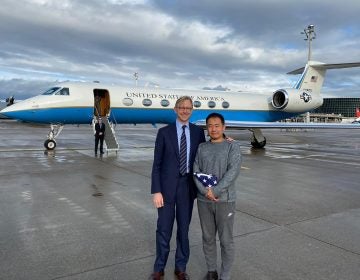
[134,72,139,87]
[301,24,316,61]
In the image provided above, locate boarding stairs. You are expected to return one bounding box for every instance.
[103,117,119,154]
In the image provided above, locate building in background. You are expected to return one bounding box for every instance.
[313,98,360,118]
[283,97,360,123]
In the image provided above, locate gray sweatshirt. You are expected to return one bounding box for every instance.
[193,140,242,202]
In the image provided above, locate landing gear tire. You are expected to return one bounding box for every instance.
[44,139,56,150]
[251,138,266,149]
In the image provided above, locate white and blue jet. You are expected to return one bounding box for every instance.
[1,59,360,150]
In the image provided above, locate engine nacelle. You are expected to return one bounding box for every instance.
[271,88,323,112]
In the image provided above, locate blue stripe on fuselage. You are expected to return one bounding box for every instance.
[3,107,298,124]
[3,107,94,124]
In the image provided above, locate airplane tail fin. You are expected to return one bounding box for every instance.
[288,61,360,95]
[356,107,360,118]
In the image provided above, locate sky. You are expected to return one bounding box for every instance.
[0,0,359,100]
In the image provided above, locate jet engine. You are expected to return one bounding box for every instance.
[271,88,323,112]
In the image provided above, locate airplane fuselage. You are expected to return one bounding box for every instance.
[1,82,317,125]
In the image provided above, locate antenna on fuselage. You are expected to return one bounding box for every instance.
[301,24,316,61]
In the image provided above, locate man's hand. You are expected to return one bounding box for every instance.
[205,188,218,201]
[225,136,234,142]
[153,192,164,208]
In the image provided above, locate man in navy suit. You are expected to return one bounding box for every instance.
[150,96,206,280]
[94,117,105,156]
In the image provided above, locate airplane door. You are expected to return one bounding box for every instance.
[93,89,110,118]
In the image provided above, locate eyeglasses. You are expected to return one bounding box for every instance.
[177,107,193,111]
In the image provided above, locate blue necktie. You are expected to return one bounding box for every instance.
[179,125,187,175]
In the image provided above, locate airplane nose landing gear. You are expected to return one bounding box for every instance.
[44,124,63,150]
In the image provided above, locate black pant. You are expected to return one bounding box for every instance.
[95,136,104,154]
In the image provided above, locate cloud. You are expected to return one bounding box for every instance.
[202,85,231,91]
[0,0,359,99]
[0,78,55,100]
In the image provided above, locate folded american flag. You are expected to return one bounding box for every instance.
[193,172,218,188]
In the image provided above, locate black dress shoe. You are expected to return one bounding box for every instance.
[206,271,218,280]
[149,271,164,280]
[174,270,190,280]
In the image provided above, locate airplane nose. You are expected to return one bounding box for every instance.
[1,104,13,112]
[0,106,9,114]
[0,103,21,119]
[0,106,11,118]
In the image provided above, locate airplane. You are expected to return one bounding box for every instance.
[1,58,360,151]
[0,96,17,119]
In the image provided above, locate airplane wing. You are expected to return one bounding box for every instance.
[194,120,360,129]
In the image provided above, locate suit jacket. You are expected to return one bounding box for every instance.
[95,122,105,138]
[151,122,206,202]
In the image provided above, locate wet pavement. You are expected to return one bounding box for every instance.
[0,120,360,280]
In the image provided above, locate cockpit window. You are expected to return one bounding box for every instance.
[55,88,70,96]
[42,87,61,95]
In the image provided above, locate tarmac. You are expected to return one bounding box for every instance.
[0,119,360,280]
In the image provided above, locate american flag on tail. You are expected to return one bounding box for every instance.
[193,172,218,188]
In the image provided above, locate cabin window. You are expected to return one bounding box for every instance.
[142,99,152,107]
[61,88,70,95]
[123,98,133,106]
[193,101,201,108]
[42,87,61,95]
[160,99,170,107]
[55,88,70,95]
[208,101,216,108]
[222,101,230,109]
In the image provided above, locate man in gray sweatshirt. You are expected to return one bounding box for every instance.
[193,112,242,280]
